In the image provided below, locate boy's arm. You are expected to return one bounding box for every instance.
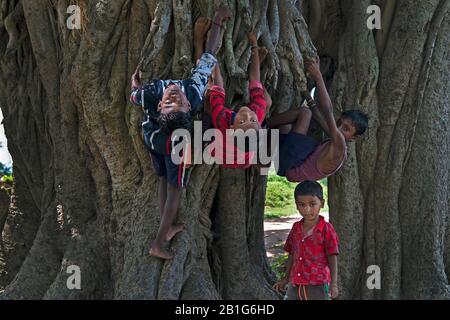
[328,254,339,299]
[246,33,266,123]
[131,67,142,91]
[272,254,293,292]
[248,81,267,123]
[273,225,297,292]
[194,17,211,62]
[212,64,224,87]
[203,65,223,116]
[328,255,338,288]
[302,90,330,135]
[305,58,344,146]
[284,254,294,280]
[209,86,232,132]
[130,81,163,120]
[248,32,260,82]
[205,5,231,54]
[325,224,339,299]
[129,64,164,111]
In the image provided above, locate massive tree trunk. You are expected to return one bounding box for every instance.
[313,0,450,299]
[0,0,316,299]
[0,0,448,300]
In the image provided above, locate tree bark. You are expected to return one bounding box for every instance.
[319,0,450,299]
[1,0,448,300]
[0,0,315,299]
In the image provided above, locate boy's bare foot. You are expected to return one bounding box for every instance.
[258,47,268,64]
[149,245,174,260]
[194,17,212,41]
[166,223,185,242]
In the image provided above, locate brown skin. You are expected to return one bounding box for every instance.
[268,58,360,177]
[194,17,212,60]
[132,10,230,119]
[231,32,268,132]
[272,195,339,299]
[328,255,339,299]
[272,254,293,292]
[146,15,230,260]
[148,16,218,260]
[305,58,357,176]
[148,10,234,260]
[205,5,231,54]
[205,44,270,132]
[149,184,183,260]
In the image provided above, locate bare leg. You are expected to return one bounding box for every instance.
[267,108,302,129]
[194,17,211,61]
[268,106,312,135]
[291,107,312,135]
[166,223,185,242]
[149,185,183,260]
[158,177,167,217]
[205,5,231,54]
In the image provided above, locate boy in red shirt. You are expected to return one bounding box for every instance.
[273,180,339,300]
[203,32,271,168]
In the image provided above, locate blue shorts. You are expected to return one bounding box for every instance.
[277,132,318,176]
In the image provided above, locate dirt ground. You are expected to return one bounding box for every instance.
[264,217,299,263]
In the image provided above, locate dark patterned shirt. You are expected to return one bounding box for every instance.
[130,53,217,154]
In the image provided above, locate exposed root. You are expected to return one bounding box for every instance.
[4,0,23,51]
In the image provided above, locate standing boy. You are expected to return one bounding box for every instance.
[273,180,339,300]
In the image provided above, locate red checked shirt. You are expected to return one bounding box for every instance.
[284,215,339,285]
[206,80,267,168]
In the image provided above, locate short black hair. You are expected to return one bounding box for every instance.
[158,112,193,135]
[341,110,368,136]
[294,180,324,201]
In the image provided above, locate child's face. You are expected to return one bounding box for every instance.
[158,85,191,115]
[337,117,358,142]
[295,195,324,222]
[232,107,260,131]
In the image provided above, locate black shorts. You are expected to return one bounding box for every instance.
[143,127,170,155]
[149,150,190,188]
[277,132,318,177]
[144,128,190,188]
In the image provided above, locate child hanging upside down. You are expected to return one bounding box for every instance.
[203,31,272,168]
[268,57,368,182]
[129,6,231,260]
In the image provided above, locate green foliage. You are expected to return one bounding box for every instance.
[264,172,329,219]
[0,162,13,194]
[271,252,288,280]
[265,181,293,208]
[1,175,13,184]
[264,174,297,219]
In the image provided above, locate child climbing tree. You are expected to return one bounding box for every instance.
[0,0,449,300]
